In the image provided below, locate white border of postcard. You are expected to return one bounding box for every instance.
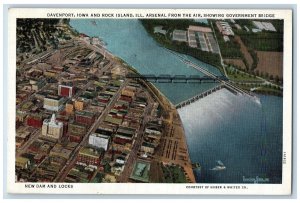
[7,8,292,195]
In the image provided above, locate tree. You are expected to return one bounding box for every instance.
[275,75,279,83]
[104,163,111,173]
[264,72,269,78]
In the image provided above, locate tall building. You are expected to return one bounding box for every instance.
[65,102,74,114]
[75,110,95,126]
[88,133,110,151]
[43,95,64,111]
[74,99,85,111]
[27,114,43,128]
[68,122,87,142]
[77,147,102,167]
[42,114,63,140]
[58,84,75,98]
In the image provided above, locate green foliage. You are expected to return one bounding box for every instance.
[161,164,187,183]
[140,19,222,70]
[104,163,111,173]
[248,49,258,70]
[140,19,209,31]
[91,173,104,183]
[17,19,61,53]
[231,19,283,52]
[212,23,243,59]
[240,32,283,52]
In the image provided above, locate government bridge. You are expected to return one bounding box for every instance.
[126,49,256,109]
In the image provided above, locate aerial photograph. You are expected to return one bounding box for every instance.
[15,18,283,184]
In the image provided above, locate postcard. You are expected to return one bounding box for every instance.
[6,8,292,195]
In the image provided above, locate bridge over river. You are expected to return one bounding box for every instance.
[165,49,255,97]
[126,73,228,83]
[129,49,256,109]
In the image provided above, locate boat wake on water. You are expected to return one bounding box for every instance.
[210,160,226,171]
[254,96,262,106]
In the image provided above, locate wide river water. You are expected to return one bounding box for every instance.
[70,19,283,183]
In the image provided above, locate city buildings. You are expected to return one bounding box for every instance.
[43,95,64,111]
[16,157,30,170]
[129,160,151,183]
[77,147,103,168]
[16,131,31,148]
[65,101,74,114]
[68,122,87,142]
[188,25,220,53]
[42,114,64,140]
[111,65,126,78]
[31,79,46,91]
[141,142,155,154]
[216,21,235,37]
[75,110,95,126]
[50,143,72,160]
[15,25,193,184]
[153,26,167,35]
[88,133,110,151]
[58,83,75,97]
[74,99,85,111]
[26,114,43,128]
[172,29,188,42]
[252,21,277,32]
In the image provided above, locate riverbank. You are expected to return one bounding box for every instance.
[65,20,196,183]
[140,78,196,183]
[140,19,223,74]
[116,57,196,183]
[67,19,283,184]
[225,65,283,97]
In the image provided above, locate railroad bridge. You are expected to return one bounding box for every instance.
[126,73,228,83]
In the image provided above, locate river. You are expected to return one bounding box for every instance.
[70,19,283,183]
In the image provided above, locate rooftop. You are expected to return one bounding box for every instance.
[75,110,95,117]
[45,94,63,100]
[117,126,136,136]
[16,131,31,139]
[188,25,212,33]
[79,147,101,158]
[16,156,30,164]
[142,141,156,149]
[130,160,150,183]
[90,133,110,140]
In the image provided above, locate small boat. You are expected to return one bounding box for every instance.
[91,20,97,26]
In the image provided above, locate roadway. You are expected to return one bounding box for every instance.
[16,129,41,157]
[54,79,129,182]
[210,21,228,78]
[117,102,153,183]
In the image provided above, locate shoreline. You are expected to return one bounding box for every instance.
[139,20,283,97]
[139,19,224,73]
[66,21,196,183]
[119,57,196,183]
